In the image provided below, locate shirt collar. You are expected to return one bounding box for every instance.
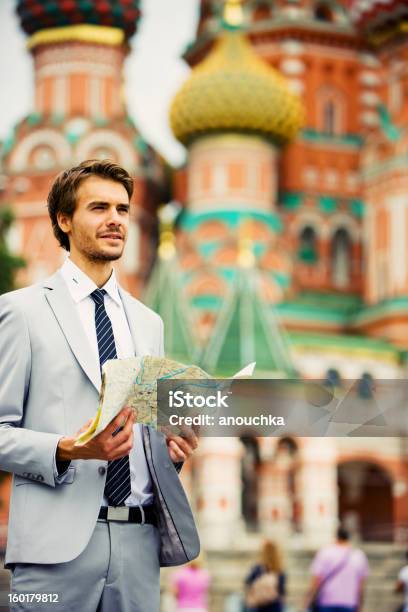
[59,256,122,307]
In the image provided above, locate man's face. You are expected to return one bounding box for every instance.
[58,176,130,262]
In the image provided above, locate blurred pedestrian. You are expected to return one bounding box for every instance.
[395,550,408,612]
[304,527,369,612]
[245,539,286,611]
[171,555,211,612]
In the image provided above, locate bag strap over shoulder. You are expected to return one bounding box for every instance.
[318,548,354,589]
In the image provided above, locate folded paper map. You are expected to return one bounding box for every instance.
[75,356,255,446]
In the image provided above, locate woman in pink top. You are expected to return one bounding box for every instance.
[171,558,211,612]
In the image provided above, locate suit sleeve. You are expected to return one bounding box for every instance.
[0,295,66,487]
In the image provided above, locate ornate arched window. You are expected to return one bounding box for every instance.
[331,228,351,287]
[92,147,117,162]
[276,438,300,532]
[323,100,336,135]
[240,436,260,530]
[252,0,272,21]
[31,145,56,170]
[298,226,318,264]
[319,87,345,135]
[200,0,213,17]
[389,72,402,113]
[357,372,374,399]
[325,368,341,388]
[277,437,298,456]
[315,2,334,21]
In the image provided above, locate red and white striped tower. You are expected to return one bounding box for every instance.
[1,1,166,295]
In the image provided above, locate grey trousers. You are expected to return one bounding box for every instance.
[10,519,161,612]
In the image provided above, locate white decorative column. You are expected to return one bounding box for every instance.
[194,437,244,549]
[299,438,338,546]
[258,448,289,541]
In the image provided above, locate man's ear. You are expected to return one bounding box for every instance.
[56,212,72,234]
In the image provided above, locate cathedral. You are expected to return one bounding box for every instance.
[1,0,408,587]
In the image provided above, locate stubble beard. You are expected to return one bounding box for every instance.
[74,230,125,263]
[85,249,122,263]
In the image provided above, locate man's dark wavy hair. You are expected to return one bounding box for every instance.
[47,159,134,251]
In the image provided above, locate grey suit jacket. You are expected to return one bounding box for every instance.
[0,271,200,568]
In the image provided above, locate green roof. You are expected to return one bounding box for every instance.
[199,266,296,377]
[180,209,283,233]
[295,292,362,310]
[352,297,408,326]
[143,255,194,363]
[277,292,362,325]
[301,129,363,147]
[288,330,399,359]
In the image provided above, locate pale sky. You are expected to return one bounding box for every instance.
[0,0,200,166]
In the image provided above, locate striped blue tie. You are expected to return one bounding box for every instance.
[90,288,131,507]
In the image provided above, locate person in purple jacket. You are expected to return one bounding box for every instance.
[305,527,369,612]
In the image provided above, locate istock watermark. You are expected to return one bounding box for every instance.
[168,389,231,409]
[157,378,408,438]
[168,413,286,427]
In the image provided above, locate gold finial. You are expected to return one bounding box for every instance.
[238,238,256,268]
[157,202,180,261]
[238,222,256,268]
[223,0,244,28]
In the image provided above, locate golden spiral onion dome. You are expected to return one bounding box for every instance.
[170,30,304,146]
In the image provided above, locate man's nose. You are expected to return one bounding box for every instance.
[106,208,122,225]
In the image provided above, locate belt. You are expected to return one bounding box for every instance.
[98,505,156,526]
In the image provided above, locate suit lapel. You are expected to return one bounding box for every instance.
[43,272,101,392]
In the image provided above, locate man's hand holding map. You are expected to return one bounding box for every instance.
[75,356,255,446]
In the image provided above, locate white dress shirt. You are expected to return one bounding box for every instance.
[59,256,153,506]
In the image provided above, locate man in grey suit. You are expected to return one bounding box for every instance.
[0,159,200,611]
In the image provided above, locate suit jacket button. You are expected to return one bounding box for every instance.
[98,467,106,476]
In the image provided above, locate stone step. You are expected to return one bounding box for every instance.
[161,544,406,612]
[0,550,404,612]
